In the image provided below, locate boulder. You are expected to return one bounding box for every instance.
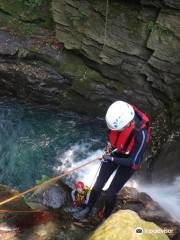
[116,187,180,239]
[27,180,73,210]
[89,209,170,240]
[27,184,69,209]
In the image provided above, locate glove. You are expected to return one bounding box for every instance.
[104,143,112,155]
[101,155,114,163]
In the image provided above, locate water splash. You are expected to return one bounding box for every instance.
[137,176,180,222]
[53,143,104,187]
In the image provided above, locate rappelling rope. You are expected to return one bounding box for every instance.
[0,209,47,213]
[89,162,102,190]
[102,0,109,51]
[0,157,100,212]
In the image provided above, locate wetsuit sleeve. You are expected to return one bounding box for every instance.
[71,189,76,201]
[111,128,147,169]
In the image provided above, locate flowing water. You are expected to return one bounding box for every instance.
[137,177,180,222]
[0,99,179,222]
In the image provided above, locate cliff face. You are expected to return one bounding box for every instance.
[52,0,180,126]
[0,0,179,125]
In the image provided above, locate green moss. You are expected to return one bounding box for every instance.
[0,0,54,34]
[60,52,101,95]
[58,50,124,116]
[22,0,46,8]
[59,50,105,84]
[0,12,44,36]
[59,50,124,97]
[147,21,174,43]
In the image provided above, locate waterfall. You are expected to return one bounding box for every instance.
[137,177,180,222]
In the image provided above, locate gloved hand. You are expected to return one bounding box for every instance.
[104,143,112,155]
[101,155,113,163]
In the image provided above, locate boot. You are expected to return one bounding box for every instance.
[67,206,84,214]
[73,207,91,220]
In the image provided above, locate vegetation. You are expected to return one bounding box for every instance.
[36,175,50,185]
[0,0,54,35]
[22,0,47,8]
[69,11,89,25]
[147,21,172,37]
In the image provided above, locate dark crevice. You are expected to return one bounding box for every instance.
[0,8,11,16]
[0,51,59,70]
[140,0,175,10]
[112,0,141,6]
[20,18,45,25]
[144,7,161,49]
[144,65,172,105]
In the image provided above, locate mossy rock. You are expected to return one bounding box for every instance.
[0,0,54,34]
[89,210,169,240]
[59,50,124,96]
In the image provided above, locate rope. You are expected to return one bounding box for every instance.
[102,0,109,51]
[0,157,99,211]
[90,162,102,189]
[0,209,46,214]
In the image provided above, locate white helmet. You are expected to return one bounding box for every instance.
[105,101,135,130]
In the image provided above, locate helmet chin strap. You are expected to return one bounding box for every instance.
[130,119,135,126]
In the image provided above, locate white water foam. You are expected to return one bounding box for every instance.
[137,176,180,222]
[53,143,103,186]
[53,143,138,190]
[53,143,116,189]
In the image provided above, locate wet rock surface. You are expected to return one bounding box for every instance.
[116,187,180,239]
[152,134,180,182]
[0,183,179,239]
[0,183,90,240]
[28,184,69,209]
[0,31,70,106]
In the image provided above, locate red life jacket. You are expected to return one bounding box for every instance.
[109,105,150,155]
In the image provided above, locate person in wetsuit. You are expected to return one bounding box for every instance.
[73,100,150,220]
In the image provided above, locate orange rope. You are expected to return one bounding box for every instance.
[0,209,46,213]
[0,157,99,212]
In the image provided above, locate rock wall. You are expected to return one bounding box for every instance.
[0,0,179,125]
[0,0,54,34]
[152,133,180,182]
[52,0,180,126]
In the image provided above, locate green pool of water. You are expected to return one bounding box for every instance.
[0,100,106,190]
